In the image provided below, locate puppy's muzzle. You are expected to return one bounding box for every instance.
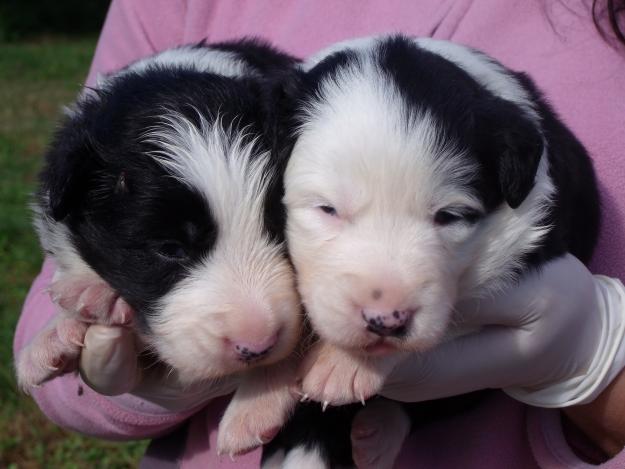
[362,309,413,338]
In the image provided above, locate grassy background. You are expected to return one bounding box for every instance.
[0,38,148,468]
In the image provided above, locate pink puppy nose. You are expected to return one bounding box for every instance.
[233,333,279,363]
[362,309,413,338]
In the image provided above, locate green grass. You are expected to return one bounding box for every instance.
[0,38,148,468]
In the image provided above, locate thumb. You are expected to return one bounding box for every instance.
[79,325,139,395]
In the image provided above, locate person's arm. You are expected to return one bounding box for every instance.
[13,0,191,439]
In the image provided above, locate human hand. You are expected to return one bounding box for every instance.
[381,254,625,407]
[80,325,239,412]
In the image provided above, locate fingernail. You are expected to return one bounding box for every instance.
[70,338,85,348]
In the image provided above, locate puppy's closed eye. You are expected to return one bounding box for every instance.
[318,205,338,216]
[434,207,483,226]
[155,240,189,262]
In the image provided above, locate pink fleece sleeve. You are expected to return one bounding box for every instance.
[14,259,201,439]
[84,0,187,86]
[13,0,197,440]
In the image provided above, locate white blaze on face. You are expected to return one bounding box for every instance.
[285,39,554,353]
[143,114,301,384]
[285,63,477,352]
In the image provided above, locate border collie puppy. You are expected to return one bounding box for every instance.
[270,35,599,468]
[16,39,303,456]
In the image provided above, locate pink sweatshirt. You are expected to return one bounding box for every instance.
[13,0,625,467]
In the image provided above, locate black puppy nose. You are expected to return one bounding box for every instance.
[234,343,273,363]
[362,309,413,337]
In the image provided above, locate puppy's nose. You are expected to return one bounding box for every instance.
[362,309,413,337]
[233,333,278,363]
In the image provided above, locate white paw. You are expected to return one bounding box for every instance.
[51,273,132,325]
[217,383,297,457]
[16,316,89,390]
[299,342,387,407]
[351,399,411,469]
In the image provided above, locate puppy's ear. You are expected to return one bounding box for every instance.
[481,103,544,209]
[259,66,304,152]
[255,66,304,241]
[41,118,94,221]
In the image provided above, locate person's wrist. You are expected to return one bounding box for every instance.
[560,275,625,457]
[563,364,625,457]
[504,274,625,407]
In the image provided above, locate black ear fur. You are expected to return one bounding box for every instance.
[258,66,305,153]
[256,66,305,242]
[481,102,544,209]
[41,119,94,221]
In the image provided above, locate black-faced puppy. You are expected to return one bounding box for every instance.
[276,35,599,468]
[16,39,303,456]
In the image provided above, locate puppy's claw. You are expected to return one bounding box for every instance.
[45,365,60,372]
[229,452,236,462]
[360,393,366,406]
[300,393,310,403]
[322,401,329,412]
[70,338,85,348]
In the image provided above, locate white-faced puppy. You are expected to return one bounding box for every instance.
[274,34,599,468]
[16,39,303,455]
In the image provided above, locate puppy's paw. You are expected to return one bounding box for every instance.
[351,398,411,469]
[16,316,89,391]
[299,342,387,407]
[217,384,296,458]
[51,273,132,325]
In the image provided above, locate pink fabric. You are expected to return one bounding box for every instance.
[13,0,625,467]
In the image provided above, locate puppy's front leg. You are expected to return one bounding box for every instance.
[299,341,405,408]
[16,267,134,390]
[217,357,299,458]
[50,268,133,325]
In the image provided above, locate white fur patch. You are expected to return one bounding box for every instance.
[261,449,286,469]
[117,46,254,81]
[141,113,301,383]
[33,201,97,282]
[281,445,329,469]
